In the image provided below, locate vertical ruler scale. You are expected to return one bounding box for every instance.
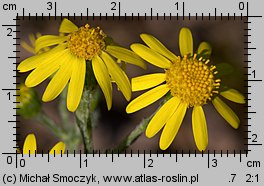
[0,0,263,185]
[1,12,20,151]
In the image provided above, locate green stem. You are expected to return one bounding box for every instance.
[58,89,70,128]
[74,61,100,153]
[35,113,66,139]
[35,112,81,153]
[75,88,94,153]
[113,113,154,153]
[59,89,83,152]
[113,96,170,153]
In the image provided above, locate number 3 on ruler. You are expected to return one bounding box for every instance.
[47,2,53,10]
[211,159,217,167]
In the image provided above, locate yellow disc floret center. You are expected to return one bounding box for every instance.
[67,24,106,60]
[165,54,220,107]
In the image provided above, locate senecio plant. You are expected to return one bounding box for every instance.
[18,19,245,154]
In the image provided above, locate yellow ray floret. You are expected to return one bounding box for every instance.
[146,97,181,138]
[179,27,193,57]
[92,56,113,110]
[140,33,177,61]
[220,88,246,104]
[22,134,65,154]
[212,97,240,129]
[126,84,170,113]
[132,73,166,91]
[192,106,208,151]
[159,102,188,150]
[131,44,171,68]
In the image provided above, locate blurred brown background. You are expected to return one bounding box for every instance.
[17,16,247,153]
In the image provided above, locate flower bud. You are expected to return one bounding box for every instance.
[17,84,41,118]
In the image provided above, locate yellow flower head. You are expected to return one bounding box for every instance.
[21,134,66,154]
[18,19,146,112]
[126,28,245,151]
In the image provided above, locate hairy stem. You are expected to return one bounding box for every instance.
[75,87,98,153]
[113,97,170,153]
[36,111,81,153]
[113,113,154,153]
